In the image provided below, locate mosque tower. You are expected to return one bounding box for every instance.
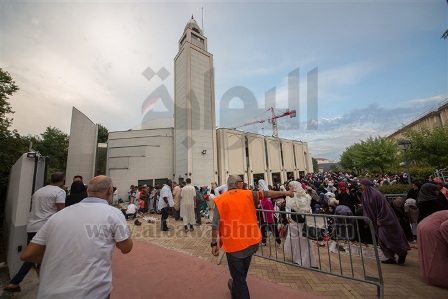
[174,16,217,185]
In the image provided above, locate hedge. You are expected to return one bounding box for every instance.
[378,184,411,194]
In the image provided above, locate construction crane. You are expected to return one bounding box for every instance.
[233,107,296,138]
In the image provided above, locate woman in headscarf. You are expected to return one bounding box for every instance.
[406,181,422,200]
[391,197,413,242]
[258,179,281,247]
[336,181,356,214]
[360,178,410,264]
[417,183,447,223]
[65,180,87,207]
[417,210,448,289]
[284,181,317,268]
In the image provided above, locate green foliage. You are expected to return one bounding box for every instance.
[403,125,448,169]
[312,157,318,173]
[409,166,434,182]
[29,127,69,174]
[97,123,109,143]
[329,164,342,172]
[378,184,411,195]
[0,69,25,200]
[0,130,30,189]
[340,136,399,173]
[0,69,19,131]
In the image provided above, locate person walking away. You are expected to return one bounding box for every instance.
[20,175,132,298]
[4,172,66,293]
[211,175,293,299]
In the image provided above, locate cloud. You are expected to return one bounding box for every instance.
[408,95,446,105]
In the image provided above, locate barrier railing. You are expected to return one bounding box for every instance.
[384,194,406,201]
[253,209,384,298]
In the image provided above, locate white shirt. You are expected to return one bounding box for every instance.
[32,197,130,299]
[214,184,228,196]
[27,185,66,233]
[158,184,174,210]
[126,204,137,214]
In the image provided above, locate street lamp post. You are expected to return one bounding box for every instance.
[397,139,412,185]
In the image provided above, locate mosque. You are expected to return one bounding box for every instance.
[65,17,312,200]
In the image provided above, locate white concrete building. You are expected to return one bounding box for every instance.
[66,17,312,201]
[174,16,218,185]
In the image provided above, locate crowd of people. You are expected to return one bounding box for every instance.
[4,170,447,298]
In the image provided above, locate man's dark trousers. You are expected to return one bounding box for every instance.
[10,232,37,285]
[226,252,252,299]
[160,207,169,231]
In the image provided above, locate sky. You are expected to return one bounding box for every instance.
[1,0,447,160]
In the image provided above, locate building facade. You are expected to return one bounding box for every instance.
[66,17,312,200]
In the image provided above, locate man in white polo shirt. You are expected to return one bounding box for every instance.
[20,175,133,299]
[4,172,66,293]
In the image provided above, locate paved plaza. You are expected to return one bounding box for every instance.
[5,213,448,299]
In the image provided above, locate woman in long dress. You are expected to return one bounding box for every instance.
[284,181,317,268]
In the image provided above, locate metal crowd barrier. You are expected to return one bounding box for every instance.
[383,194,406,201]
[253,209,384,298]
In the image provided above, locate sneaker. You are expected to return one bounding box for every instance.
[338,245,345,252]
[190,227,194,232]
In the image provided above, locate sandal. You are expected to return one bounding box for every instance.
[4,285,21,292]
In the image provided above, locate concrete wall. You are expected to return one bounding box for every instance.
[4,154,46,277]
[281,139,296,180]
[265,137,283,185]
[107,128,174,201]
[246,133,268,187]
[217,129,247,185]
[66,107,97,183]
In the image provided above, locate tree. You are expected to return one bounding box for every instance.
[31,127,69,174]
[312,157,318,173]
[404,124,448,169]
[0,69,19,131]
[97,123,109,143]
[339,136,399,174]
[0,69,28,212]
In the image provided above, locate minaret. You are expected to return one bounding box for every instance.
[174,16,217,185]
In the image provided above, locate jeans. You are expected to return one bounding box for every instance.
[226,253,252,299]
[10,232,37,285]
[160,207,169,230]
